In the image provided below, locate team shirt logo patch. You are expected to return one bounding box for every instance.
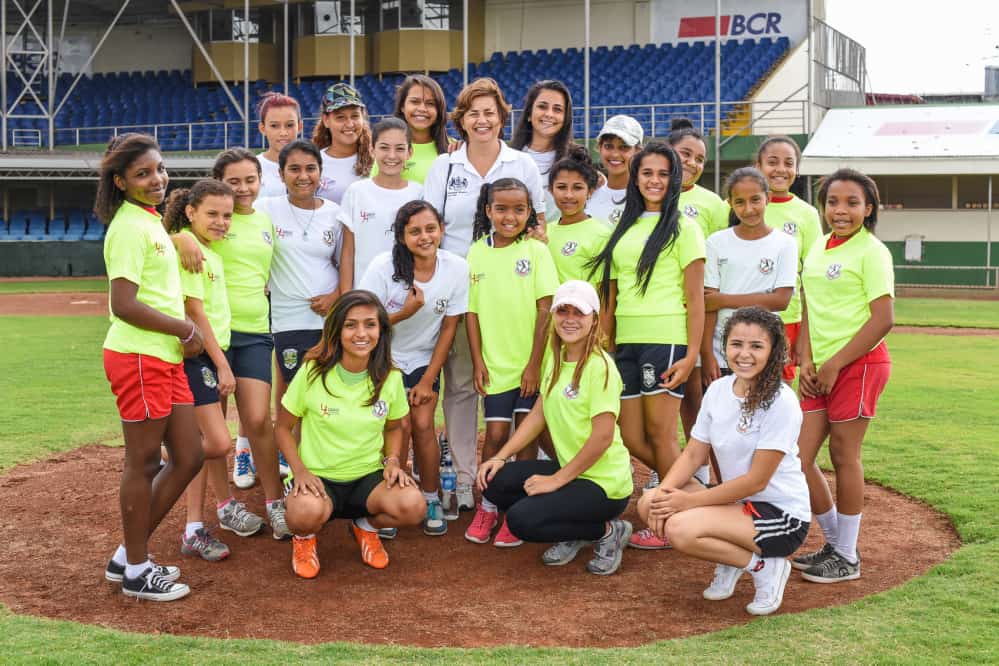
[826,263,842,280]
[207,271,217,282]
[434,298,448,314]
[372,400,388,418]
[320,403,339,418]
[282,348,299,370]
[153,242,166,256]
[515,259,532,276]
[201,367,217,389]
[261,231,272,245]
[758,258,774,274]
[684,204,699,218]
[360,210,375,224]
[322,229,336,247]
[470,272,484,285]
[447,175,469,195]
[276,227,293,240]
[783,222,797,235]
[563,384,579,400]
[736,412,753,434]
[561,241,579,257]
[641,363,657,390]
[609,208,623,225]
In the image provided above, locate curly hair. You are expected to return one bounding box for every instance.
[722,306,786,419]
[310,104,373,177]
[471,178,539,242]
[94,133,162,224]
[162,179,234,234]
[549,143,599,191]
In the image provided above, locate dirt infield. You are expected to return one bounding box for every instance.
[0,292,107,316]
[0,444,959,648]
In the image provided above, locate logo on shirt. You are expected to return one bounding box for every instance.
[684,204,699,218]
[609,208,623,225]
[563,383,579,400]
[320,403,339,418]
[282,347,299,370]
[360,210,375,224]
[276,227,293,240]
[434,298,449,314]
[641,363,657,390]
[736,412,754,434]
[782,221,798,235]
[320,176,335,194]
[561,240,579,257]
[224,232,236,241]
[372,399,388,418]
[447,175,469,196]
[470,272,485,285]
[201,367,218,389]
[207,271,217,283]
[322,229,336,247]
[758,258,774,275]
[153,242,166,257]
[261,231,272,245]
[515,259,532,277]
[386,297,405,312]
[826,263,842,280]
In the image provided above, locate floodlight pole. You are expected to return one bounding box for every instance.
[47,0,54,149]
[988,175,994,287]
[283,0,289,94]
[714,0,721,193]
[2,0,7,151]
[584,0,590,146]
[170,0,245,122]
[244,0,250,147]
[462,0,468,87]
[349,0,355,86]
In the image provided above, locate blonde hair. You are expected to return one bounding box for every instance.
[545,311,611,397]
[450,77,511,142]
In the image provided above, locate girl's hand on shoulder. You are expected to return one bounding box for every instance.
[472,362,490,396]
[217,363,236,398]
[526,224,548,244]
[291,469,326,498]
[660,355,695,390]
[816,359,841,395]
[798,359,821,398]
[701,355,722,389]
[476,458,505,492]
[524,473,563,496]
[383,460,414,489]
[520,366,540,397]
[447,140,464,154]
[173,232,204,273]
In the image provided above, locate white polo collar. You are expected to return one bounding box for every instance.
[450,140,521,170]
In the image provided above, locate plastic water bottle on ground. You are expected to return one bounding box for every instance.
[439,433,458,520]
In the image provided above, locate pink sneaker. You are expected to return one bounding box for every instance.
[493,517,523,547]
[628,527,671,550]
[464,506,499,544]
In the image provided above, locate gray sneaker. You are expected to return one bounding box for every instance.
[267,499,292,540]
[644,471,660,491]
[456,484,475,512]
[703,563,743,601]
[791,542,835,571]
[542,540,590,566]
[586,520,633,576]
[180,528,230,562]
[801,549,861,583]
[218,499,265,537]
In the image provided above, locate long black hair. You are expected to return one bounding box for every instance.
[94,133,162,224]
[510,80,574,167]
[305,290,393,407]
[587,141,684,300]
[471,178,539,242]
[393,74,450,155]
[391,200,443,285]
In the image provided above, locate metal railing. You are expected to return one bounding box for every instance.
[33,98,809,152]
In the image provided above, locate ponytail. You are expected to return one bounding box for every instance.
[162,179,234,235]
[472,178,538,242]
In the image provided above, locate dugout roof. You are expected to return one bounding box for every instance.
[0,152,214,181]
[800,105,999,176]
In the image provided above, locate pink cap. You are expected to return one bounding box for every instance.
[550,280,600,315]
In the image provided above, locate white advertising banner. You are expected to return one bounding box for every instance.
[650,0,808,45]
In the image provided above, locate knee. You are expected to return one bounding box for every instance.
[665,513,696,551]
[505,502,541,541]
[171,445,204,477]
[394,489,426,525]
[203,433,231,460]
[285,494,329,534]
[242,412,272,439]
[828,442,861,469]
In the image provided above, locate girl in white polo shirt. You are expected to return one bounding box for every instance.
[310,83,373,204]
[421,77,545,512]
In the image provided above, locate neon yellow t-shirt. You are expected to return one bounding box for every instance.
[103,201,185,364]
[542,350,633,500]
[801,228,895,367]
[611,214,705,345]
[467,236,560,395]
[211,209,274,334]
[178,230,231,351]
[680,184,728,240]
[545,217,611,285]
[764,195,821,325]
[282,361,409,482]
[370,141,441,185]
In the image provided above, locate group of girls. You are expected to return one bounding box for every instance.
[97,73,893,617]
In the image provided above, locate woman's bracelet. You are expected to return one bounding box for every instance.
[179,323,197,345]
[488,457,506,463]
[382,455,400,466]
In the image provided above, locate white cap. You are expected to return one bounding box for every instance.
[551,280,600,315]
[597,115,644,147]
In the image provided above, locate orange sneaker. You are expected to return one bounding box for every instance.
[350,521,389,569]
[292,535,320,579]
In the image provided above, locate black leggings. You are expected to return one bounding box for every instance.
[482,460,629,542]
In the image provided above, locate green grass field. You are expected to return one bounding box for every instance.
[1,312,997,663]
[893,297,999,329]
[0,278,107,294]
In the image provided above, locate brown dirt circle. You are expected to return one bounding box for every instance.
[0,445,958,648]
[0,292,108,316]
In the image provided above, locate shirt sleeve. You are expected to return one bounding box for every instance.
[336,186,356,232]
[755,388,803,454]
[862,241,896,303]
[704,235,721,290]
[533,241,560,299]
[105,221,147,284]
[799,204,822,268]
[281,361,310,417]
[677,219,707,269]
[447,256,470,315]
[385,371,410,420]
[421,155,448,213]
[711,198,731,236]
[690,381,716,443]
[774,235,799,289]
[178,261,206,301]
[585,356,622,419]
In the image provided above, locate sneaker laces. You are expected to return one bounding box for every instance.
[235,451,251,475]
[593,526,618,559]
[469,508,495,531]
[144,570,175,592]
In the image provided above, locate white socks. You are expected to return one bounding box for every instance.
[354,517,377,532]
[235,436,251,453]
[480,498,498,513]
[185,522,203,539]
[125,560,151,579]
[745,553,764,573]
[112,544,127,566]
[815,508,839,549]
[835,512,862,563]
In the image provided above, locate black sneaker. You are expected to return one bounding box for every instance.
[122,567,190,601]
[801,550,861,583]
[105,558,181,583]
[791,542,835,571]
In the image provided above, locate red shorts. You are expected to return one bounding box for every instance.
[800,342,891,422]
[782,322,801,381]
[103,349,193,422]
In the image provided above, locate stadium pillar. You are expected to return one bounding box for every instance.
[988,176,994,287]
[1,0,6,151]
[584,0,590,145]
[283,1,289,94]
[349,0,355,86]
[47,0,54,150]
[244,0,250,147]
[713,0,721,193]
[462,0,468,87]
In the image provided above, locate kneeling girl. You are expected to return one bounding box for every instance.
[477,280,634,575]
[276,290,426,579]
[637,306,810,616]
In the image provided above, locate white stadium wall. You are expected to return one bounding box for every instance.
[61,23,193,75]
[877,210,997,244]
[484,0,652,54]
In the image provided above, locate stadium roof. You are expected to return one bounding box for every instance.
[801,105,999,176]
[0,152,214,181]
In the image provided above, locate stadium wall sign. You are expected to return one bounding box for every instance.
[650,0,808,45]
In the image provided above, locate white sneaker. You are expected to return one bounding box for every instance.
[703,563,743,601]
[746,558,791,615]
[278,451,291,478]
[233,449,256,489]
[456,484,475,512]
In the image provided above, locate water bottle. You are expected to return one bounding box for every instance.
[439,433,458,520]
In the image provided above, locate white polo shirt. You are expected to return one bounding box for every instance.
[422,141,545,258]
[317,151,363,205]
[338,178,424,279]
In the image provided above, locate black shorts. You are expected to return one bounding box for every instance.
[483,387,537,422]
[183,353,221,407]
[402,365,440,393]
[321,470,384,520]
[745,500,810,558]
[228,331,273,384]
[615,343,687,399]
[273,329,322,383]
